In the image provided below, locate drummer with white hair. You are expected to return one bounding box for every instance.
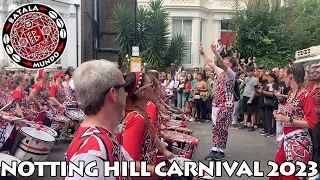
[65,60,132,180]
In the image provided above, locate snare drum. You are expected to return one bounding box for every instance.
[167,127,193,135]
[163,130,198,158]
[166,120,183,127]
[14,127,55,161]
[50,115,70,138]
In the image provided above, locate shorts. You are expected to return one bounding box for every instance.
[242,96,256,114]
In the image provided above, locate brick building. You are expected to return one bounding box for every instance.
[81,0,135,65]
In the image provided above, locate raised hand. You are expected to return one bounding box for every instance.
[211,42,217,53]
[198,44,204,53]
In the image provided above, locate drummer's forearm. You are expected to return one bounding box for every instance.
[49,97,62,106]
[29,95,41,107]
[155,135,167,154]
[15,104,23,117]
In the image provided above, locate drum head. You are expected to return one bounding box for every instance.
[163,130,198,143]
[20,127,55,142]
[0,154,21,167]
[168,157,192,170]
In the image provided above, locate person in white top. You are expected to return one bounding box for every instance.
[163,74,175,96]
[216,39,223,53]
[199,42,237,161]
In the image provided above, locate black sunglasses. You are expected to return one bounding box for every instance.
[104,83,129,95]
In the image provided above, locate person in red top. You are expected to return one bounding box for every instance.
[146,70,174,157]
[65,60,132,180]
[48,72,70,138]
[272,63,318,180]
[304,65,320,173]
[28,69,52,126]
[11,74,37,120]
[121,72,164,179]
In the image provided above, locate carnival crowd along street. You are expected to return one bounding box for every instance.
[0,40,320,180]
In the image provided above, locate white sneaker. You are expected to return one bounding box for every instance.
[189,118,195,122]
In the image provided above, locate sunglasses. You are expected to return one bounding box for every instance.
[104,83,129,95]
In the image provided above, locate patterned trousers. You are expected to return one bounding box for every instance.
[211,106,233,151]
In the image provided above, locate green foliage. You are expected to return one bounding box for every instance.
[230,0,320,69]
[112,0,186,71]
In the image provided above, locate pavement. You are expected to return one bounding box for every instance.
[15,121,278,180]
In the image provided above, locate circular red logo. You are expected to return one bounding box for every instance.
[2,3,67,69]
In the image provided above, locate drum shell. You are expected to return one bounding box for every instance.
[14,130,54,161]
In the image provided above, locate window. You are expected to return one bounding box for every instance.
[172,19,192,64]
[221,19,231,31]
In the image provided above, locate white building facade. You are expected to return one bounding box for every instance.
[137,0,247,69]
[0,0,81,70]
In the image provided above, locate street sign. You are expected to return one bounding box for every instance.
[130,57,141,72]
[132,46,139,57]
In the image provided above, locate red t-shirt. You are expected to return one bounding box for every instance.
[146,101,157,134]
[122,111,147,161]
[12,90,23,103]
[50,85,57,97]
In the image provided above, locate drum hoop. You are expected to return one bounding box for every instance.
[20,128,55,142]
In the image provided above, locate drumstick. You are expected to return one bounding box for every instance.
[157,155,185,158]
[0,100,15,112]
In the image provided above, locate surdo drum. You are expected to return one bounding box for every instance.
[14,127,55,161]
[163,130,198,159]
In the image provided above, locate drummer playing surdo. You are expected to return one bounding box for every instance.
[65,60,133,180]
[120,72,163,179]
[145,71,175,156]
[28,69,52,126]
[199,43,237,160]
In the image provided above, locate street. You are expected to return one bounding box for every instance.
[18,121,277,180]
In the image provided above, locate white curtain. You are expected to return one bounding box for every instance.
[172,19,192,64]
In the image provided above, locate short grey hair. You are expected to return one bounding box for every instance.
[73,60,119,115]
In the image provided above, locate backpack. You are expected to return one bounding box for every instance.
[233,79,241,101]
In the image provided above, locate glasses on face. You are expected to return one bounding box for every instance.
[135,83,153,94]
[104,83,129,95]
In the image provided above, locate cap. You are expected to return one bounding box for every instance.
[54,72,65,79]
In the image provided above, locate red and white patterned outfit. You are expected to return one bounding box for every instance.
[65,126,132,180]
[120,111,156,165]
[271,91,317,180]
[211,67,235,152]
[30,81,52,122]
[0,90,16,114]
[47,84,68,122]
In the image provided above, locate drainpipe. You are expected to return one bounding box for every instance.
[74,4,80,67]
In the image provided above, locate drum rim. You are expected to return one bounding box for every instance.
[20,127,55,142]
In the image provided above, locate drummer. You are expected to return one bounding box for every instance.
[0,72,17,115]
[65,60,132,179]
[121,72,170,179]
[48,72,67,113]
[11,75,36,119]
[28,69,52,126]
[64,68,85,122]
